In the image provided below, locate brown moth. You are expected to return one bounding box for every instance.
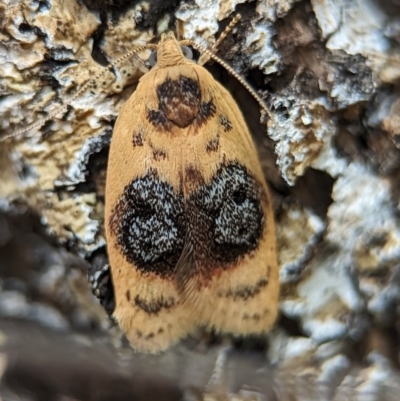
[105,29,279,353]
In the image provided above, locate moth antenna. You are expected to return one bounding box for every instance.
[0,44,152,144]
[197,14,241,66]
[183,39,272,120]
[210,14,242,56]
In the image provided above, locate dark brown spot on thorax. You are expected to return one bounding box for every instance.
[147,75,217,130]
[158,76,200,128]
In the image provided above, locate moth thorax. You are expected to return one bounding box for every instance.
[156,32,187,68]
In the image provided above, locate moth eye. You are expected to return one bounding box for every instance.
[149,50,157,67]
[181,46,193,60]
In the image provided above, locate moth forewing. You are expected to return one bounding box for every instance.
[105,32,279,353]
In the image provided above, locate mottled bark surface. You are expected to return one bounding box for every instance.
[1,0,400,399]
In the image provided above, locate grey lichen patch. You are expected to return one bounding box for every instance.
[268,328,400,401]
[280,162,400,344]
[101,6,153,64]
[256,0,301,21]
[23,0,100,52]
[175,2,222,48]
[41,193,105,251]
[277,203,325,283]
[327,164,400,323]
[268,99,340,185]
[368,91,400,150]
[256,2,400,346]
[311,0,398,82]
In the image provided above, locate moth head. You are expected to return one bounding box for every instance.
[150,32,193,68]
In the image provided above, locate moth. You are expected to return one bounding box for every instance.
[105,22,279,353]
[3,16,280,353]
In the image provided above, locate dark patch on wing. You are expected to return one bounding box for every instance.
[185,165,205,186]
[153,148,167,161]
[196,99,217,128]
[109,169,185,277]
[243,312,268,321]
[132,129,144,146]
[134,295,175,314]
[219,115,233,132]
[206,135,219,153]
[147,109,172,130]
[176,162,265,286]
[217,278,268,300]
